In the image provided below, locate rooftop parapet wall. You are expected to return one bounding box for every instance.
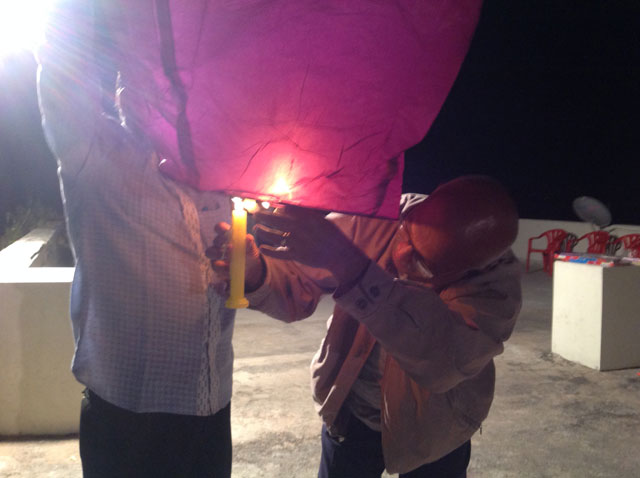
[0,272,79,436]
[0,227,79,436]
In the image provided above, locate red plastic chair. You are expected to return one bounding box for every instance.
[526,229,568,275]
[569,231,610,254]
[613,234,640,258]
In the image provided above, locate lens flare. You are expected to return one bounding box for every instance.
[0,0,55,58]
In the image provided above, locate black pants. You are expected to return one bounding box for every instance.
[80,389,232,478]
[319,415,470,478]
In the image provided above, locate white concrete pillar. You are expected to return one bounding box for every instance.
[0,268,82,435]
[552,261,640,370]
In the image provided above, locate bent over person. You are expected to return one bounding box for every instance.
[210,175,522,477]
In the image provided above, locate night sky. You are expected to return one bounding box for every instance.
[404,0,639,224]
[1,0,638,227]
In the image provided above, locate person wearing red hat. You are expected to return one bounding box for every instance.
[211,175,522,477]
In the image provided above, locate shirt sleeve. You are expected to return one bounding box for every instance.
[334,252,522,393]
[36,1,104,184]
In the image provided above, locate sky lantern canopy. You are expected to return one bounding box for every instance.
[98,0,481,218]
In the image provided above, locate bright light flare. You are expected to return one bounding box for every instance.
[231,196,244,211]
[0,0,55,58]
[270,177,292,198]
[231,197,268,214]
[242,199,258,214]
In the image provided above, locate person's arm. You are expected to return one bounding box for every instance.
[335,252,522,393]
[36,1,104,183]
[208,218,341,322]
[245,255,338,322]
[245,208,374,322]
[208,207,372,322]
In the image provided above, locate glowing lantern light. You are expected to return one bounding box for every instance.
[65,0,483,219]
[37,1,482,310]
[270,177,292,200]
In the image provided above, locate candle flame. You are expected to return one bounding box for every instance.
[242,198,258,213]
[232,196,244,211]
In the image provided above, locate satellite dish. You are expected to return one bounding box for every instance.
[572,196,612,228]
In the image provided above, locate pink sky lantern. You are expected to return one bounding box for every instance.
[101,0,482,218]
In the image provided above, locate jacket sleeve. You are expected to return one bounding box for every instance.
[335,252,522,393]
[245,213,366,322]
[246,256,338,322]
[36,1,104,184]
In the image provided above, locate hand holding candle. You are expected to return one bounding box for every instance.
[207,199,265,305]
[208,201,370,301]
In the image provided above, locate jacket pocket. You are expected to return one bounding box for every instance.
[445,361,495,431]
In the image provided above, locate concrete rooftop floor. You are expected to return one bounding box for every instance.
[1,270,639,477]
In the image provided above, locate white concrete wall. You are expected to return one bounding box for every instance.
[0,228,81,436]
[0,228,57,269]
[0,268,80,435]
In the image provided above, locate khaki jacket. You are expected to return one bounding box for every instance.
[247,210,522,474]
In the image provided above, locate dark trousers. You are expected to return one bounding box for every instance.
[319,415,470,478]
[80,389,231,478]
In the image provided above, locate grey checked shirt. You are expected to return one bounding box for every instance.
[38,43,234,415]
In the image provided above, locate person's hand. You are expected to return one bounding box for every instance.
[253,205,370,287]
[206,222,265,294]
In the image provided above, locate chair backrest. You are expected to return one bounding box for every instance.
[543,231,569,258]
[543,229,567,245]
[615,234,640,257]
[628,239,640,258]
[575,231,610,254]
[615,234,640,249]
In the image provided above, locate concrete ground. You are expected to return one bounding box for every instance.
[1,271,639,477]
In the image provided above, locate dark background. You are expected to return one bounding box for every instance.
[1,0,639,231]
[405,0,639,223]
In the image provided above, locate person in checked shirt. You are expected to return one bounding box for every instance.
[37,3,235,477]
